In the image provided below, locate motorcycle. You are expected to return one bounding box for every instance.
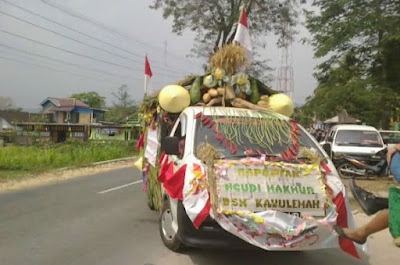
[335,148,388,179]
[349,177,388,215]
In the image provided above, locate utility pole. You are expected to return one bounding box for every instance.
[276,18,294,100]
[163,40,168,85]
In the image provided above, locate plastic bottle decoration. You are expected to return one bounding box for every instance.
[158,85,191,113]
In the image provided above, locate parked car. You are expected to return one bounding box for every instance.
[321,125,386,170]
[379,130,400,150]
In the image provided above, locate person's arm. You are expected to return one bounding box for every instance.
[387,144,400,164]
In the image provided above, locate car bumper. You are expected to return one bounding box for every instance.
[176,201,253,249]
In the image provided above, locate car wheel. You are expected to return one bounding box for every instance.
[159,198,186,252]
[337,162,357,179]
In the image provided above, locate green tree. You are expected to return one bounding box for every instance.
[150,0,301,82]
[303,0,400,128]
[71,92,106,109]
[0,96,16,110]
[105,85,137,122]
[301,55,400,127]
[112,85,135,108]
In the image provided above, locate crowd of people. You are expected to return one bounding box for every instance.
[307,127,328,142]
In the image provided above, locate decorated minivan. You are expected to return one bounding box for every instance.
[147,106,363,258]
[136,43,363,259]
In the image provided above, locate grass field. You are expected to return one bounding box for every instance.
[0,141,137,182]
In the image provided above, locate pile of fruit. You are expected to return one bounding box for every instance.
[145,44,294,117]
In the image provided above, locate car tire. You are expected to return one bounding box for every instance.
[159,198,186,252]
[337,162,357,179]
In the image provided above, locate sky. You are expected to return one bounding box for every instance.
[0,0,317,110]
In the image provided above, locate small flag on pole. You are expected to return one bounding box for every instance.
[144,55,153,97]
[233,7,252,55]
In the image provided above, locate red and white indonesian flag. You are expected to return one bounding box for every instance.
[234,7,252,55]
[144,55,153,96]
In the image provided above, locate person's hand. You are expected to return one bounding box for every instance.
[387,148,396,165]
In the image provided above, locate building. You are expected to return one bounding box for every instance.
[0,111,41,145]
[90,112,141,141]
[1,111,32,131]
[17,97,141,143]
[17,97,106,143]
[324,109,361,130]
[40,97,105,124]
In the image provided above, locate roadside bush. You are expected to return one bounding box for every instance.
[0,141,137,171]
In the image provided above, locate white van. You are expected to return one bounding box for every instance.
[158,107,353,252]
[322,124,385,160]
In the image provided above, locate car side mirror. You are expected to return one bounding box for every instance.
[161,136,180,155]
[322,143,331,156]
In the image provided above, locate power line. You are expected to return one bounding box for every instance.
[0,43,133,79]
[0,29,137,70]
[0,0,145,59]
[0,9,144,64]
[0,11,190,75]
[1,0,202,73]
[0,53,126,85]
[38,0,202,67]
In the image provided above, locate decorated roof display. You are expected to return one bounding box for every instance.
[140,44,294,118]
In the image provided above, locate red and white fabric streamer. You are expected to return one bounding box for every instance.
[233,7,252,57]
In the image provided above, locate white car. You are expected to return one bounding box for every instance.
[158,107,361,257]
[322,124,385,158]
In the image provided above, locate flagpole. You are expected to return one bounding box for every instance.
[144,76,147,99]
[144,54,148,99]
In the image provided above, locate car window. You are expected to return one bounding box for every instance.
[195,116,323,160]
[334,130,383,147]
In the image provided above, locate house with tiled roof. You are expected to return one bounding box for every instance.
[17,97,138,143]
[0,110,39,132]
[40,97,105,124]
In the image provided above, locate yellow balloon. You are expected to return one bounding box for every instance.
[268,93,294,117]
[158,85,191,113]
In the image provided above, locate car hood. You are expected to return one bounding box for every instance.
[332,145,384,155]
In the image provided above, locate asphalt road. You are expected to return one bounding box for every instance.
[0,167,372,265]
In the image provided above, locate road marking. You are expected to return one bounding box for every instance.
[98,180,142,194]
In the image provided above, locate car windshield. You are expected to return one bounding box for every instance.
[335,130,383,147]
[194,115,322,160]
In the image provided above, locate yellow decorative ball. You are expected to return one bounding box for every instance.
[158,85,191,113]
[269,93,294,117]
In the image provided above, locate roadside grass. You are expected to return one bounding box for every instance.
[0,170,33,183]
[0,141,137,182]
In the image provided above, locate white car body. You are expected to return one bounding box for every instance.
[159,107,359,254]
[326,124,385,157]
